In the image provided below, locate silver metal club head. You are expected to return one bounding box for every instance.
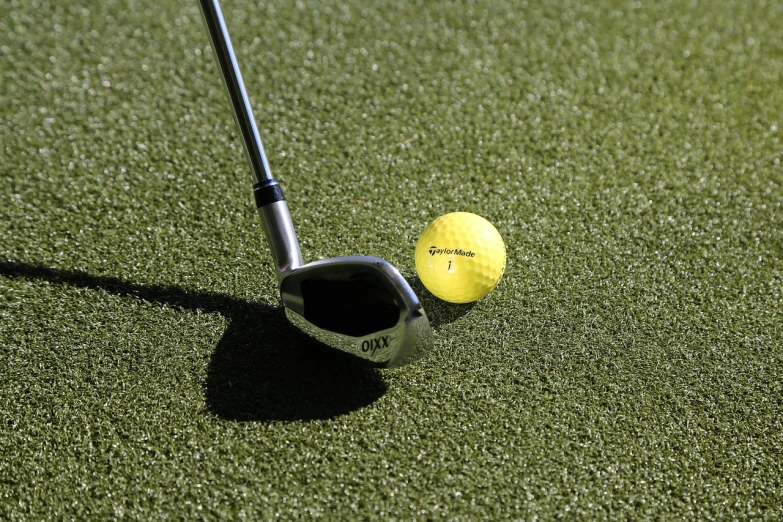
[199,0,432,367]
[280,257,431,367]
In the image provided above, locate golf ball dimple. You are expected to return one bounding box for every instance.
[415,212,506,304]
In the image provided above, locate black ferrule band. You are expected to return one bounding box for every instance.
[253,180,285,208]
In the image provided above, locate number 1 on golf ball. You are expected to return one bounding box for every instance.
[415,212,506,303]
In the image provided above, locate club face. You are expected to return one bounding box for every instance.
[279,256,431,368]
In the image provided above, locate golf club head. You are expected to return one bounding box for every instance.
[279,256,431,368]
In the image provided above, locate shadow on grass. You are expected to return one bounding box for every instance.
[0,261,387,422]
[409,278,475,328]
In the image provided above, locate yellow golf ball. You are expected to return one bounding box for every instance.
[415,212,506,303]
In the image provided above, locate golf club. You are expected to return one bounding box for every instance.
[198,0,432,367]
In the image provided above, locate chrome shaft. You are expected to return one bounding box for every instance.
[199,0,273,184]
[199,0,303,275]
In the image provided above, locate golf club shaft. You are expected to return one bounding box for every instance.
[199,0,272,184]
[199,0,303,276]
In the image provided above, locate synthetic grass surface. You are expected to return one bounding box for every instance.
[2,0,782,518]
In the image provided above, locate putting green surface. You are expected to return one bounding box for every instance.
[2,0,782,518]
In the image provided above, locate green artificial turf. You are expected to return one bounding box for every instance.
[2,0,782,518]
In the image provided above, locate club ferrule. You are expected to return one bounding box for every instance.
[253,179,285,208]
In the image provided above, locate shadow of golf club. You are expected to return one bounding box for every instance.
[0,260,388,422]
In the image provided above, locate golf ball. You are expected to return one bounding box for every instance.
[415,212,506,303]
